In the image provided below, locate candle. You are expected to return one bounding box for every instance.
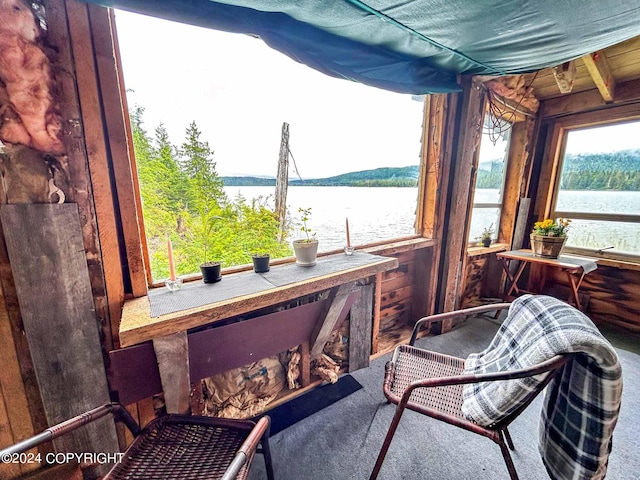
[167,238,176,281]
[345,218,351,247]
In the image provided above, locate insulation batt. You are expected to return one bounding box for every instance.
[0,0,64,154]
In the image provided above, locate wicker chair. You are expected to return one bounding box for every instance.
[369,303,571,480]
[0,402,274,480]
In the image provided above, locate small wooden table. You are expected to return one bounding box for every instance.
[496,249,597,311]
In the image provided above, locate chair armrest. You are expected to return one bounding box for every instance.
[221,416,271,480]
[398,354,570,408]
[0,403,139,457]
[410,303,511,345]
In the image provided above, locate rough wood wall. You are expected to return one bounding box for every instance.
[0,0,122,473]
[544,264,640,332]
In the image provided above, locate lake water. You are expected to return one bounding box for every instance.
[224,186,640,254]
[224,186,418,250]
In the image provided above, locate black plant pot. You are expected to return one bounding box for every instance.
[200,262,222,283]
[252,254,270,273]
[482,238,492,247]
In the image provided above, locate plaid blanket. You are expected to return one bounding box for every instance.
[461,295,622,480]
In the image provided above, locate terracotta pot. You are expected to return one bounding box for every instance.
[200,261,222,283]
[530,234,567,259]
[292,239,319,267]
[251,254,270,273]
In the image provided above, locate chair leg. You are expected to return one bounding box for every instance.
[498,438,520,480]
[369,405,406,480]
[503,427,515,450]
[261,434,275,480]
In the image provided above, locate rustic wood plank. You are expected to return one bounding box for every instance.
[348,284,373,372]
[0,283,38,476]
[542,78,640,118]
[0,382,22,479]
[310,283,355,358]
[380,284,413,306]
[153,332,190,415]
[120,254,397,347]
[381,271,413,294]
[65,0,125,348]
[442,78,486,315]
[0,204,118,455]
[88,5,147,298]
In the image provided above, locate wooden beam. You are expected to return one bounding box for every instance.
[89,5,148,299]
[441,78,486,314]
[542,78,640,119]
[65,0,124,347]
[581,51,616,102]
[348,284,373,372]
[310,283,355,358]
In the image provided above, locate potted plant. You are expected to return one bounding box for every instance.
[530,217,571,258]
[478,224,494,247]
[251,252,271,273]
[200,261,222,283]
[195,210,223,283]
[292,207,319,267]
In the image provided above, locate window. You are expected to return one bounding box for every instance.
[114,11,424,283]
[468,114,512,243]
[551,119,640,259]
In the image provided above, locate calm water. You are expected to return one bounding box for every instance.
[224,186,640,254]
[224,186,418,250]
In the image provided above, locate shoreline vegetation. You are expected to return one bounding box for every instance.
[222,150,640,189]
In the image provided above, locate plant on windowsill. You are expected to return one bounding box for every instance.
[530,217,571,259]
[292,207,319,267]
[478,224,494,247]
[196,211,223,283]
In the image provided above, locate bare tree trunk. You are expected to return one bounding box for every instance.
[275,122,289,240]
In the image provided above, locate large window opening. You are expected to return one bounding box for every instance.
[552,119,640,259]
[468,114,512,244]
[115,11,424,283]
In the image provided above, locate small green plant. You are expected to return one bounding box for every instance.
[532,218,571,237]
[479,223,494,241]
[298,207,316,242]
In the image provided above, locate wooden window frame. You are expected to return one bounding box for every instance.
[540,103,640,262]
[95,7,436,294]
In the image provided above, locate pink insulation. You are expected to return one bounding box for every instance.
[0,0,65,155]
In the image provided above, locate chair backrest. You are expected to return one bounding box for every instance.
[491,353,574,429]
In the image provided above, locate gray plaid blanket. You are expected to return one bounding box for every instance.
[461,295,622,480]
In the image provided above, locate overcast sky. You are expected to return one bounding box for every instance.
[114,10,425,179]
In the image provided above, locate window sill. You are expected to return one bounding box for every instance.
[467,243,509,257]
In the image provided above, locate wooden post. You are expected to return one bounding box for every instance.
[441,77,486,318]
[275,122,290,240]
[348,284,373,372]
[153,332,191,415]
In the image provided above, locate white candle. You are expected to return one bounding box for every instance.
[167,238,176,281]
[346,218,351,247]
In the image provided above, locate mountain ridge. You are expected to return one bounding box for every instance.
[222,165,419,187]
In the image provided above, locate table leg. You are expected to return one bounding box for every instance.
[566,271,584,311]
[502,259,528,297]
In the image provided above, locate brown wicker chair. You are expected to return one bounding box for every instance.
[369,303,572,480]
[0,402,274,480]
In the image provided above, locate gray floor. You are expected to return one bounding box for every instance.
[248,315,640,479]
